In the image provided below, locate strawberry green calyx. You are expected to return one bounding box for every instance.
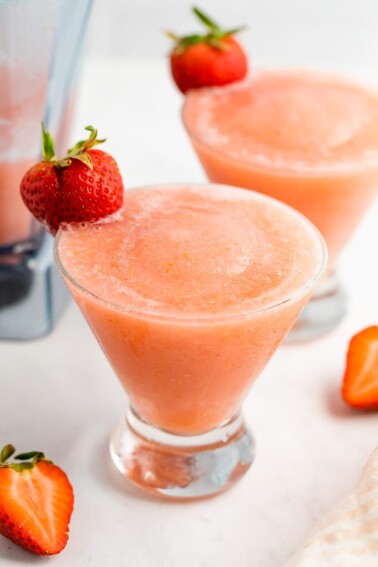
[41,124,106,170]
[0,444,51,472]
[64,125,106,169]
[42,123,56,162]
[167,6,246,54]
[0,444,15,463]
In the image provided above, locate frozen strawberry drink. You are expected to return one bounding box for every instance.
[183,70,378,339]
[55,184,326,498]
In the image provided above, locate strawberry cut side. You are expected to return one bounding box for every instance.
[342,326,378,409]
[0,447,74,555]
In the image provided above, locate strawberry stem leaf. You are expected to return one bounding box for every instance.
[223,25,247,36]
[0,445,51,472]
[192,6,219,31]
[208,37,227,51]
[66,125,106,159]
[41,123,56,162]
[168,6,246,54]
[165,30,180,41]
[0,444,15,463]
[15,451,45,461]
[38,124,107,171]
[71,153,93,170]
[12,462,34,472]
[66,140,86,156]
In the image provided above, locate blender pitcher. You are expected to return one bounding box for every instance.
[0,0,93,339]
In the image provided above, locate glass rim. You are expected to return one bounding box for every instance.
[181,69,378,176]
[54,183,328,325]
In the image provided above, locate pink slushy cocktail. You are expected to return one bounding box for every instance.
[183,71,378,339]
[55,184,326,498]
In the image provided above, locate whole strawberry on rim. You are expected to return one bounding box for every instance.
[0,443,74,555]
[168,6,248,94]
[20,124,124,235]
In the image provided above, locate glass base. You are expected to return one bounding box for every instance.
[286,270,347,343]
[109,407,255,500]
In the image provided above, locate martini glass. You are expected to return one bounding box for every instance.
[55,184,326,499]
[182,70,378,341]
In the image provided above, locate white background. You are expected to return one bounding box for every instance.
[87,0,378,68]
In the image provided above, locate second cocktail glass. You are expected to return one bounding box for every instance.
[182,70,378,340]
[55,184,326,499]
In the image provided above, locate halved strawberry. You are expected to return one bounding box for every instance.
[0,444,74,555]
[167,6,248,94]
[342,326,378,409]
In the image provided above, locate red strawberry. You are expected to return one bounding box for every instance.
[0,444,74,555]
[342,326,378,409]
[20,124,124,235]
[168,6,248,94]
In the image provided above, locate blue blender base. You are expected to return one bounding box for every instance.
[0,232,69,340]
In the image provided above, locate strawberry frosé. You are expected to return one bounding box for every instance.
[56,185,326,435]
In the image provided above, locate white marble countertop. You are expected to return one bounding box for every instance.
[1,59,377,566]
